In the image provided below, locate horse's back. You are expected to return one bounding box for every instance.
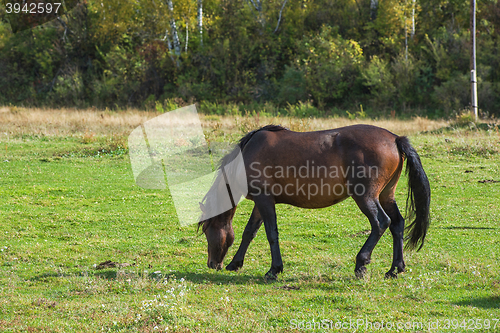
[245,124,400,162]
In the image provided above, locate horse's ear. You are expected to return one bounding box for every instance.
[199,202,206,213]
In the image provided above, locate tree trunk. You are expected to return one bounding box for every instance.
[167,0,181,57]
[274,0,288,33]
[185,20,189,53]
[370,0,378,20]
[163,30,177,65]
[411,0,415,38]
[198,0,203,46]
[246,0,265,27]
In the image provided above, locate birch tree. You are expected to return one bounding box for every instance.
[245,0,265,27]
[198,0,203,46]
[167,0,182,57]
[244,0,289,32]
[370,0,378,20]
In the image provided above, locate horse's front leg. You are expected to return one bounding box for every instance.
[226,205,263,271]
[253,194,283,281]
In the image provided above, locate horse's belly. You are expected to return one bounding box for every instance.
[249,177,350,208]
[276,194,350,208]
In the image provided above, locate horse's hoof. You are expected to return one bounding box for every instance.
[385,271,398,279]
[264,271,278,282]
[355,267,367,279]
[226,261,242,272]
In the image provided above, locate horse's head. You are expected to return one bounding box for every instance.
[198,203,236,270]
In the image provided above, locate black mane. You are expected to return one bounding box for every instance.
[198,125,288,232]
[217,124,288,170]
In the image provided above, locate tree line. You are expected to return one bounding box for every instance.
[1,0,499,118]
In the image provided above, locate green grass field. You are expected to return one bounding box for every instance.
[0,109,499,332]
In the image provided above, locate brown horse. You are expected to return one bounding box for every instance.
[198,124,430,280]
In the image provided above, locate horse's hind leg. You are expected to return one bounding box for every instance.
[380,200,406,278]
[226,205,263,271]
[352,196,391,278]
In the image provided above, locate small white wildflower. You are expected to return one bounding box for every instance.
[180,278,185,282]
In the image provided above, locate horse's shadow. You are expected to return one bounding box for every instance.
[162,270,271,285]
[91,267,271,284]
[28,268,273,285]
[441,226,497,230]
[456,296,500,309]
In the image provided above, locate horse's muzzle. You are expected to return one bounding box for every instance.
[208,260,223,270]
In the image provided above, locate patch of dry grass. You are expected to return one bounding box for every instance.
[0,106,154,138]
[308,116,450,135]
[0,106,451,142]
[229,114,449,135]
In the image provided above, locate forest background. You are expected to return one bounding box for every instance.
[1,0,499,119]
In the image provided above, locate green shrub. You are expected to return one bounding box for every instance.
[286,101,323,118]
[277,66,307,105]
[346,105,367,120]
[295,26,364,108]
[451,108,476,127]
[391,53,421,112]
[51,70,85,107]
[199,101,241,116]
[361,56,395,108]
[432,73,469,116]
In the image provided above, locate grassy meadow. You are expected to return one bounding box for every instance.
[0,107,499,332]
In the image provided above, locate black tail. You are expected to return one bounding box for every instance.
[396,136,431,251]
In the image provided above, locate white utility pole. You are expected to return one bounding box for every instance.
[471,0,478,121]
